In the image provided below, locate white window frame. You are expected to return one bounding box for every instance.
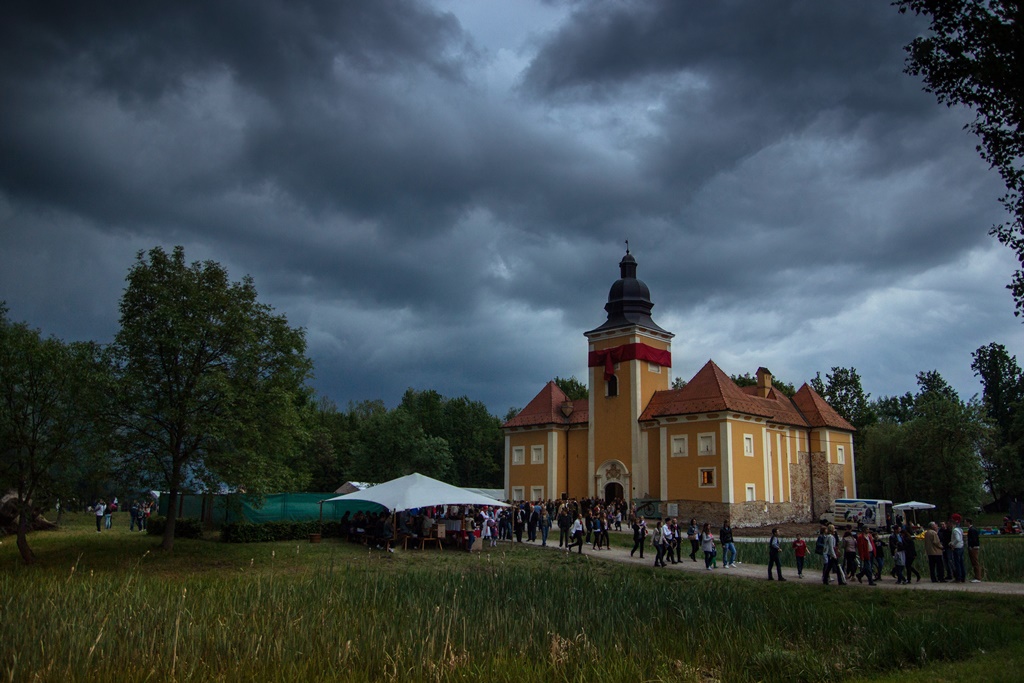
[605,373,619,397]
[530,486,544,501]
[512,447,525,465]
[670,435,688,458]
[745,484,756,502]
[837,445,845,465]
[648,362,661,374]
[698,433,716,456]
[531,445,544,465]
[512,486,525,501]
[743,434,754,457]
[698,467,717,488]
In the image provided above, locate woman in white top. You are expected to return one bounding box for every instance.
[652,520,666,567]
[567,514,584,554]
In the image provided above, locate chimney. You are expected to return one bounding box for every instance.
[756,367,772,398]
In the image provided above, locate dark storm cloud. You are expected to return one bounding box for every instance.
[0,0,1020,415]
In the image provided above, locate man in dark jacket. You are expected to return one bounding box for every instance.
[720,520,736,568]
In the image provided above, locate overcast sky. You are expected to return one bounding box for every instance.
[1,0,1021,416]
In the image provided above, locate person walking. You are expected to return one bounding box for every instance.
[890,524,907,584]
[938,521,954,581]
[872,531,885,581]
[700,522,716,570]
[924,521,946,583]
[720,520,737,568]
[539,509,551,547]
[567,514,584,554]
[966,517,983,583]
[94,500,105,533]
[652,519,667,567]
[902,526,922,583]
[855,525,877,585]
[662,518,676,563]
[822,523,845,585]
[687,518,699,562]
[950,514,966,583]
[791,534,807,578]
[630,516,647,558]
[557,505,571,548]
[767,528,786,581]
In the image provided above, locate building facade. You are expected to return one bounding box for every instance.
[503,250,856,525]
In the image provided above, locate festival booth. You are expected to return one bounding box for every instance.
[893,500,936,531]
[324,472,509,551]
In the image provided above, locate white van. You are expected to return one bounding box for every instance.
[822,499,893,529]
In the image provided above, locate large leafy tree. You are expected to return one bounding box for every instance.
[898,0,1024,315]
[859,371,989,514]
[971,342,1024,499]
[400,389,503,487]
[110,247,313,550]
[346,402,452,482]
[0,305,108,563]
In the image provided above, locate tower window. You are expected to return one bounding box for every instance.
[698,433,715,456]
[605,374,618,397]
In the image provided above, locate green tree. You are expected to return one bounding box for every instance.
[554,375,588,400]
[0,306,107,563]
[972,342,1024,500]
[348,406,452,482]
[810,367,877,455]
[110,247,313,551]
[400,388,503,487]
[898,0,1024,316]
[860,371,989,514]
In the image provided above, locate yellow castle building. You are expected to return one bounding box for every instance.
[503,249,856,525]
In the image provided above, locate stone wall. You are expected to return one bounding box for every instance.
[655,499,811,527]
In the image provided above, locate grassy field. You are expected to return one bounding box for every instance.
[2,513,1023,682]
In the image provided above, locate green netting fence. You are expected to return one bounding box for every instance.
[158,493,384,528]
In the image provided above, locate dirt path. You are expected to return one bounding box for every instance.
[529,533,1024,596]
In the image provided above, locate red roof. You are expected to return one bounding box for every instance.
[639,360,855,431]
[639,360,775,421]
[503,381,589,429]
[792,384,855,431]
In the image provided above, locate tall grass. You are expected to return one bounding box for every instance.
[2,515,1021,682]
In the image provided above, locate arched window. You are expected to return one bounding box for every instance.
[605,374,618,397]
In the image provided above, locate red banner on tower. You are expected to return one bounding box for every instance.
[588,343,672,380]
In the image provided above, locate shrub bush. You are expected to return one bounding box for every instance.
[146,516,204,539]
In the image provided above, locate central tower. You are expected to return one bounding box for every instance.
[584,248,673,501]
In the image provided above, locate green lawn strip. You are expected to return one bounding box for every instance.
[850,639,1024,683]
[3,516,1023,682]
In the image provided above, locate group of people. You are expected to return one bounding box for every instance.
[89,497,154,532]
[623,516,739,571]
[815,513,984,585]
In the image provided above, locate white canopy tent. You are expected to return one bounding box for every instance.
[324,472,509,512]
[894,501,936,526]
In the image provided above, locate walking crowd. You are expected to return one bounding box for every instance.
[498,498,988,589]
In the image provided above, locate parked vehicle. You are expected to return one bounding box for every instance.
[822,499,893,530]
